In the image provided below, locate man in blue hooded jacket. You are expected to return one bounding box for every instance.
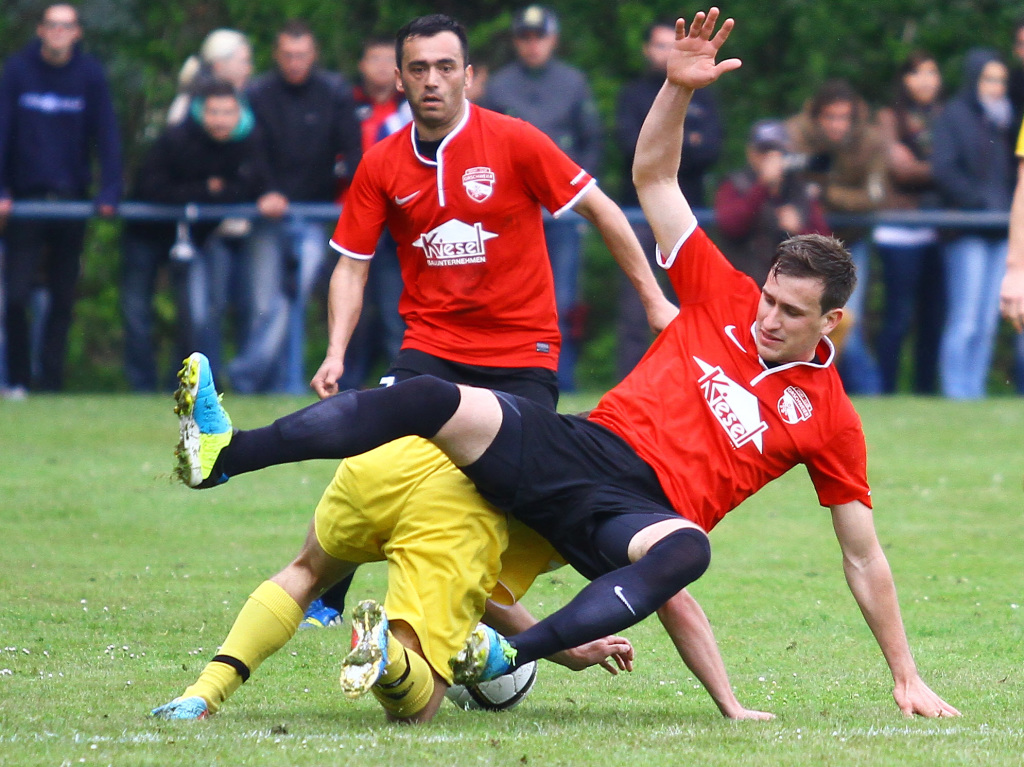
[0,3,122,394]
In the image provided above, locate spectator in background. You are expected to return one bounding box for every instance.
[0,3,122,395]
[228,20,362,394]
[483,5,603,391]
[120,79,270,391]
[787,80,887,395]
[932,49,1015,399]
[613,19,722,379]
[336,36,411,391]
[166,29,256,381]
[714,119,829,285]
[873,52,945,394]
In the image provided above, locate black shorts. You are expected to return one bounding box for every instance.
[385,348,558,410]
[461,393,680,580]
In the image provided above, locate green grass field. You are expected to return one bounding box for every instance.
[1,394,1022,766]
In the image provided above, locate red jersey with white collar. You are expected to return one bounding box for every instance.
[330,102,595,370]
[589,224,871,532]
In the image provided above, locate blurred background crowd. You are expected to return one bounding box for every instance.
[2,1,1024,399]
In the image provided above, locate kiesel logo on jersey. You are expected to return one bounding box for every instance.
[413,219,498,266]
[462,166,495,202]
[778,386,813,424]
[694,357,767,452]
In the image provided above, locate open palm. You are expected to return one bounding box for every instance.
[666,8,742,90]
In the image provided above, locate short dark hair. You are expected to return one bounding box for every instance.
[278,19,314,40]
[395,14,469,69]
[361,34,393,59]
[196,78,239,102]
[769,234,856,313]
[808,79,858,118]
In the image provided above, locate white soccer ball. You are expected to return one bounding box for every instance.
[444,660,538,711]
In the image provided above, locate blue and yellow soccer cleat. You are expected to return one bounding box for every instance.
[449,623,518,685]
[338,600,389,698]
[151,695,209,720]
[299,598,343,630]
[174,352,232,488]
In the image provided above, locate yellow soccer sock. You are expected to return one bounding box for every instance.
[371,638,435,719]
[183,580,304,713]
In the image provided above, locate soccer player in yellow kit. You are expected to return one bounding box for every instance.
[152,437,634,722]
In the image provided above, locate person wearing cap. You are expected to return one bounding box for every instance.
[482,5,603,392]
[714,118,829,286]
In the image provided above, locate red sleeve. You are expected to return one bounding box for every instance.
[804,413,873,509]
[514,120,594,216]
[663,226,761,307]
[714,179,770,239]
[329,155,386,258]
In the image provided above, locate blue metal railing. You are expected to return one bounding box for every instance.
[6,200,1012,231]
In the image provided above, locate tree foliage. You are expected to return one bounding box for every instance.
[2,1,1022,389]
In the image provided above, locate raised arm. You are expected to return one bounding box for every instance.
[830,500,960,718]
[657,589,773,720]
[1001,157,1024,332]
[574,186,678,333]
[633,8,741,255]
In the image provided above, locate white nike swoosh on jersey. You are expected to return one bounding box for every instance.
[613,586,636,615]
[393,191,421,206]
[724,324,747,352]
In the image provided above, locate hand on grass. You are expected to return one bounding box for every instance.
[894,676,961,718]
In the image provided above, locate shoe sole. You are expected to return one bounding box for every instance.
[449,625,492,685]
[338,601,388,699]
[173,355,202,487]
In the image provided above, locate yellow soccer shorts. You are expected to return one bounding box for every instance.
[314,437,560,683]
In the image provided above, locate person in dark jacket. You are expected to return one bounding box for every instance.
[613,19,723,380]
[120,79,270,391]
[932,48,1015,399]
[481,5,603,391]
[0,3,122,394]
[228,20,362,394]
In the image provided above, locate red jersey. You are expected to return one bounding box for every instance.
[589,224,871,532]
[330,103,595,370]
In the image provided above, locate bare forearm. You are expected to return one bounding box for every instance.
[633,82,692,190]
[1008,162,1024,273]
[843,552,918,685]
[657,590,746,718]
[324,258,369,361]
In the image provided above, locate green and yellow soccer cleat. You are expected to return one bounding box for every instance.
[449,623,518,685]
[174,352,232,488]
[339,600,390,699]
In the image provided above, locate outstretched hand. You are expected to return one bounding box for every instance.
[893,676,961,718]
[666,8,742,91]
[549,634,635,674]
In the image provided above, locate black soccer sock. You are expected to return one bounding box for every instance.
[506,528,711,666]
[219,376,461,477]
[320,572,353,614]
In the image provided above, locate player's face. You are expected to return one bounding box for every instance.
[755,272,841,364]
[275,33,317,86]
[202,94,241,142]
[398,32,472,138]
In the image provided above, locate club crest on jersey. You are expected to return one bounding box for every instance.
[462,166,495,202]
[694,357,767,452]
[413,219,497,266]
[778,386,813,424]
